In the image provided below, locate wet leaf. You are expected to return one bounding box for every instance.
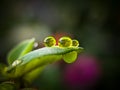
[7,38,35,65]
[6,46,83,79]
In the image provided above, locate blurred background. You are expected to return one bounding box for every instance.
[0,0,120,90]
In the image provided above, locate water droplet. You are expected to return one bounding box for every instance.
[12,60,22,67]
[58,37,72,47]
[34,42,38,48]
[44,36,56,47]
[63,51,77,63]
[72,39,79,47]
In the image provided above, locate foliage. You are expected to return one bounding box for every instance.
[0,36,83,89]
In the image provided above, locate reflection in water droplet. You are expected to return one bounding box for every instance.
[63,51,77,63]
[72,40,79,47]
[58,37,72,47]
[44,36,56,47]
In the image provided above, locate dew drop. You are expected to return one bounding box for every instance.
[12,60,22,67]
[44,36,56,47]
[72,39,79,47]
[63,51,77,63]
[58,37,72,47]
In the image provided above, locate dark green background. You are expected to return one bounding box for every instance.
[0,0,120,90]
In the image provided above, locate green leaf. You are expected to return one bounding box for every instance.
[0,63,6,73]
[0,63,8,81]
[7,38,35,65]
[21,88,37,90]
[22,65,45,85]
[6,46,83,79]
[0,83,16,90]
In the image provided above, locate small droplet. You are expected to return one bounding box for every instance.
[34,42,38,48]
[72,39,79,47]
[58,37,72,47]
[44,36,56,47]
[12,60,22,67]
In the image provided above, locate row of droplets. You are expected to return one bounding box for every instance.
[11,36,79,67]
[44,36,79,47]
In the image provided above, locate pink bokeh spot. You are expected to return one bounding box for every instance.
[63,54,102,88]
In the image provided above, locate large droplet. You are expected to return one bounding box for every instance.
[44,36,56,47]
[58,37,72,47]
[63,51,77,63]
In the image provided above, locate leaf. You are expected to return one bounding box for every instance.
[0,63,6,73]
[22,65,45,85]
[21,88,37,90]
[5,46,84,78]
[0,63,9,81]
[7,38,35,65]
[0,83,16,90]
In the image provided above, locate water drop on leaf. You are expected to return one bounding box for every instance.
[63,51,77,63]
[72,39,79,47]
[44,36,56,47]
[12,60,22,67]
[58,37,72,47]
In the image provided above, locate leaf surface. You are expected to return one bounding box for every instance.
[6,46,83,79]
[7,38,35,65]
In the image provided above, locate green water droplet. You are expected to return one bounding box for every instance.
[58,37,72,47]
[72,39,79,47]
[44,36,56,47]
[63,51,77,63]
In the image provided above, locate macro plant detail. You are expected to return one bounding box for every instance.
[44,36,56,47]
[72,40,79,47]
[0,36,84,90]
[58,37,72,47]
